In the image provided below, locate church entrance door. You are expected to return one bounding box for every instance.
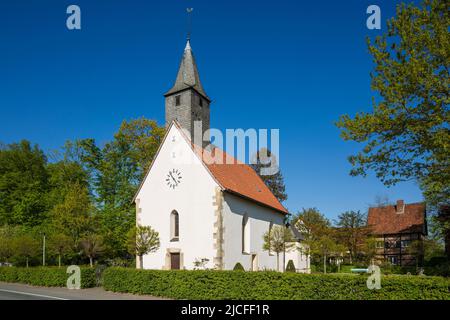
[170,253,180,270]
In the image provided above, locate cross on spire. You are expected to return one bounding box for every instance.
[186,8,193,41]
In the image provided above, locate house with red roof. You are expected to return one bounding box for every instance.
[367,200,427,266]
[134,39,309,272]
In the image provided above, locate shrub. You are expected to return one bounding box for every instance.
[102,267,450,300]
[0,266,97,288]
[286,260,296,272]
[233,263,244,271]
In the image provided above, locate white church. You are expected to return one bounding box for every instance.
[134,39,310,272]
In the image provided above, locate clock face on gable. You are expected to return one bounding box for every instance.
[166,168,182,189]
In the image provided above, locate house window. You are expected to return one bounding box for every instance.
[401,240,410,248]
[388,256,399,265]
[175,95,181,106]
[170,210,179,241]
[199,98,203,107]
[242,214,250,254]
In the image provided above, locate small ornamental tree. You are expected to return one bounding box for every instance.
[14,234,40,267]
[49,233,72,267]
[80,233,104,267]
[127,225,160,269]
[263,225,295,272]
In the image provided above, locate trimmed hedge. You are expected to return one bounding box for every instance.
[102,267,450,300]
[0,267,97,288]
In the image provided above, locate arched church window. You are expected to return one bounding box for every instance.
[175,95,181,106]
[170,210,179,241]
[242,214,250,253]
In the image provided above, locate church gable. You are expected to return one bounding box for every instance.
[134,121,220,205]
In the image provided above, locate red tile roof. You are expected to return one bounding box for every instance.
[367,201,426,235]
[192,144,289,215]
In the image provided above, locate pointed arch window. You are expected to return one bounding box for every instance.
[171,210,179,241]
[242,214,250,254]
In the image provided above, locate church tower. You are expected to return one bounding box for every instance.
[164,40,211,145]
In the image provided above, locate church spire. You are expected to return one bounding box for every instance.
[164,40,209,100]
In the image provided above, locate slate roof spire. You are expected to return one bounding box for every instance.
[164,40,209,100]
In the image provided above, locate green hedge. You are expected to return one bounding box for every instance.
[0,267,97,288]
[102,267,450,300]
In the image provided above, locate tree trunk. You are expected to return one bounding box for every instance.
[89,257,93,268]
[139,255,143,269]
[58,254,61,268]
[26,257,29,268]
[276,253,280,272]
[323,255,327,274]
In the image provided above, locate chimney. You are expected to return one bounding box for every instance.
[396,200,405,213]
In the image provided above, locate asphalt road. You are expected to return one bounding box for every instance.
[0,282,166,300]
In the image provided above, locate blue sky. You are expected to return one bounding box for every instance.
[0,0,423,221]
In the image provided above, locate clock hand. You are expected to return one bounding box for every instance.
[169,172,178,185]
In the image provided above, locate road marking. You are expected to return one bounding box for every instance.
[0,288,69,300]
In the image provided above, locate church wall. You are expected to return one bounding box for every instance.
[222,193,285,271]
[285,242,311,273]
[136,124,219,270]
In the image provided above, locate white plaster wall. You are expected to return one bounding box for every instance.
[222,193,285,271]
[285,243,311,273]
[136,125,219,270]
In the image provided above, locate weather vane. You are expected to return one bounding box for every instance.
[186,8,193,41]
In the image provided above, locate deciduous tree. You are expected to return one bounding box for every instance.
[336,0,449,208]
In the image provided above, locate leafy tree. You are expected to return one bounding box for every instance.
[127,225,160,269]
[0,140,49,226]
[48,233,72,267]
[49,183,94,254]
[80,233,104,267]
[334,210,369,264]
[263,225,295,272]
[13,234,40,267]
[75,118,164,258]
[362,237,379,265]
[0,225,19,264]
[308,234,346,274]
[292,208,331,242]
[251,148,288,203]
[407,238,445,269]
[336,0,449,208]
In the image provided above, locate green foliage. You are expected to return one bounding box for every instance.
[0,266,97,288]
[102,268,450,300]
[0,225,19,263]
[334,211,370,263]
[233,263,245,271]
[127,225,160,269]
[291,208,330,242]
[335,0,449,207]
[0,140,49,226]
[286,260,296,272]
[80,233,104,267]
[13,234,40,267]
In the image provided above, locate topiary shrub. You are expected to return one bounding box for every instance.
[233,263,245,271]
[286,260,296,272]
